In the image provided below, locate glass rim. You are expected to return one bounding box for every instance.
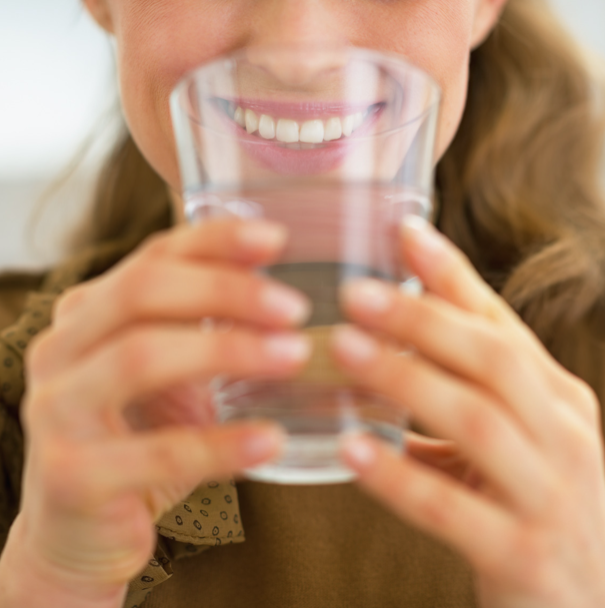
[174,43,441,92]
[170,42,442,130]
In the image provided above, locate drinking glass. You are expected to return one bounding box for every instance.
[170,44,441,484]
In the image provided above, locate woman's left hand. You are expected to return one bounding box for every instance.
[331,217,605,608]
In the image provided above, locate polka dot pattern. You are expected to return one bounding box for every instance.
[125,539,174,607]
[127,473,245,607]
[162,537,213,562]
[155,480,244,547]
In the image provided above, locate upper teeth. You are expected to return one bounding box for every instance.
[234,106,368,143]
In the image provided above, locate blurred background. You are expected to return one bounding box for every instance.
[1,0,604,272]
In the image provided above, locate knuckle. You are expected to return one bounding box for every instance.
[214,270,265,317]
[218,329,281,376]
[21,383,65,432]
[52,285,88,321]
[457,398,499,447]
[547,362,601,424]
[572,379,600,421]
[562,416,600,470]
[113,259,157,316]
[477,326,519,378]
[114,330,159,382]
[211,331,254,372]
[205,267,237,301]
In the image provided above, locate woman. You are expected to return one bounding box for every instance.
[1,0,605,606]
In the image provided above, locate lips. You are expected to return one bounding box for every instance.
[208,97,386,175]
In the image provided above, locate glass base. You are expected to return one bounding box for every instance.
[243,433,363,485]
[216,381,407,485]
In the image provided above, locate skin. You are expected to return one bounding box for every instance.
[2,1,605,607]
[81,0,503,190]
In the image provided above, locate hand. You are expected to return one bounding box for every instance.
[10,219,311,606]
[332,217,605,608]
[403,431,484,489]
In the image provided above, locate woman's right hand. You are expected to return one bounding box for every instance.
[2,219,311,607]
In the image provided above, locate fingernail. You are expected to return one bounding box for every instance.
[264,333,312,364]
[331,325,378,365]
[401,216,444,255]
[343,279,392,314]
[238,221,287,252]
[242,425,286,460]
[261,285,310,324]
[340,433,376,469]
[399,276,423,298]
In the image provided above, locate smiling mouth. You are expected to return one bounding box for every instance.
[213,98,386,149]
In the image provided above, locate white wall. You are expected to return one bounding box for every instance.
[0,0,115,270]
[0,0,603,270]
[550,0,605,60]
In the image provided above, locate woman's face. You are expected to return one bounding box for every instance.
[85,0,506,191]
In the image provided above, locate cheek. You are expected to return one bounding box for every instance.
[353,1,474,161]
[114,1,474,188]
[433,58,469,162]
[115,3,243,188]
[406,5,474,162]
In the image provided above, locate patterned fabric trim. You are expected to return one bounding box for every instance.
[124,539,175,608]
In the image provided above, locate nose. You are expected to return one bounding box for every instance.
[244,0,349,86]
[245,44,349,88]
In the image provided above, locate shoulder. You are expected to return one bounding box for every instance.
[0,234,146,335]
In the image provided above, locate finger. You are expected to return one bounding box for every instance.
[406,430,457,450]
[340,433,519,576]
[400,217,519,329]
[405,434,474,483]
[341,279,569,445]
[399,220,590,419]
[50,216,290,339]
[42,262,310,378]
[44,422,285,511]
[29,326,311,437]
[51,218,289,325]
[147,218,289,265]
[331,325,558,516]
[405,432,460,459]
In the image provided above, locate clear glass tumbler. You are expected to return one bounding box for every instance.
[170,44,441,484]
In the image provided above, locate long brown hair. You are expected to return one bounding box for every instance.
[70,0,605,396]
[437,0,605,341]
